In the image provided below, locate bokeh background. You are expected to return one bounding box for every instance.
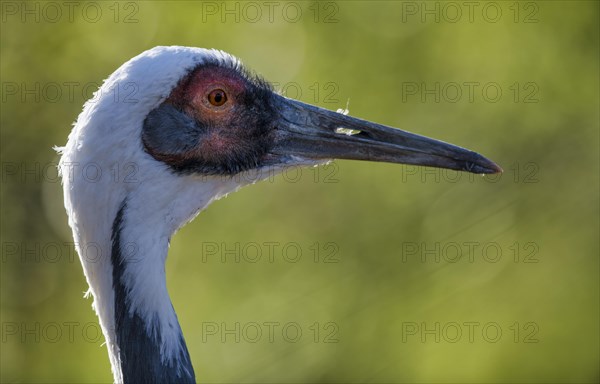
[1,1,598,383]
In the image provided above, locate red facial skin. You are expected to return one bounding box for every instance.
[143,61,276,175]
[163,66,258,164]
[169,66,244,121]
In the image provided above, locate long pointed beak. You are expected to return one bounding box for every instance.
[270,95,502,174]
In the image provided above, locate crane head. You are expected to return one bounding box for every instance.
[141,51,501,178]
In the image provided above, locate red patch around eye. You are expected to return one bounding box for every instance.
[196,132,239,160]
[167,66,247,118]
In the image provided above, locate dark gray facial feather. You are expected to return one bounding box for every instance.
[142,104,202,157]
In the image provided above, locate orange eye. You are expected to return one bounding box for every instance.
[208,89,227,106]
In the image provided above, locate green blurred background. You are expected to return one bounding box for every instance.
[1,1,598,383]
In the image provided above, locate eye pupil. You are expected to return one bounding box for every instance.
[208,89,227,106]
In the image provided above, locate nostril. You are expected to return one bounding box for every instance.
[335,127,362,136]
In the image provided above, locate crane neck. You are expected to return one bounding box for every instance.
[110,199,195,383]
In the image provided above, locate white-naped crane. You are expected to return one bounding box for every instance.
[58,46,501,384]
